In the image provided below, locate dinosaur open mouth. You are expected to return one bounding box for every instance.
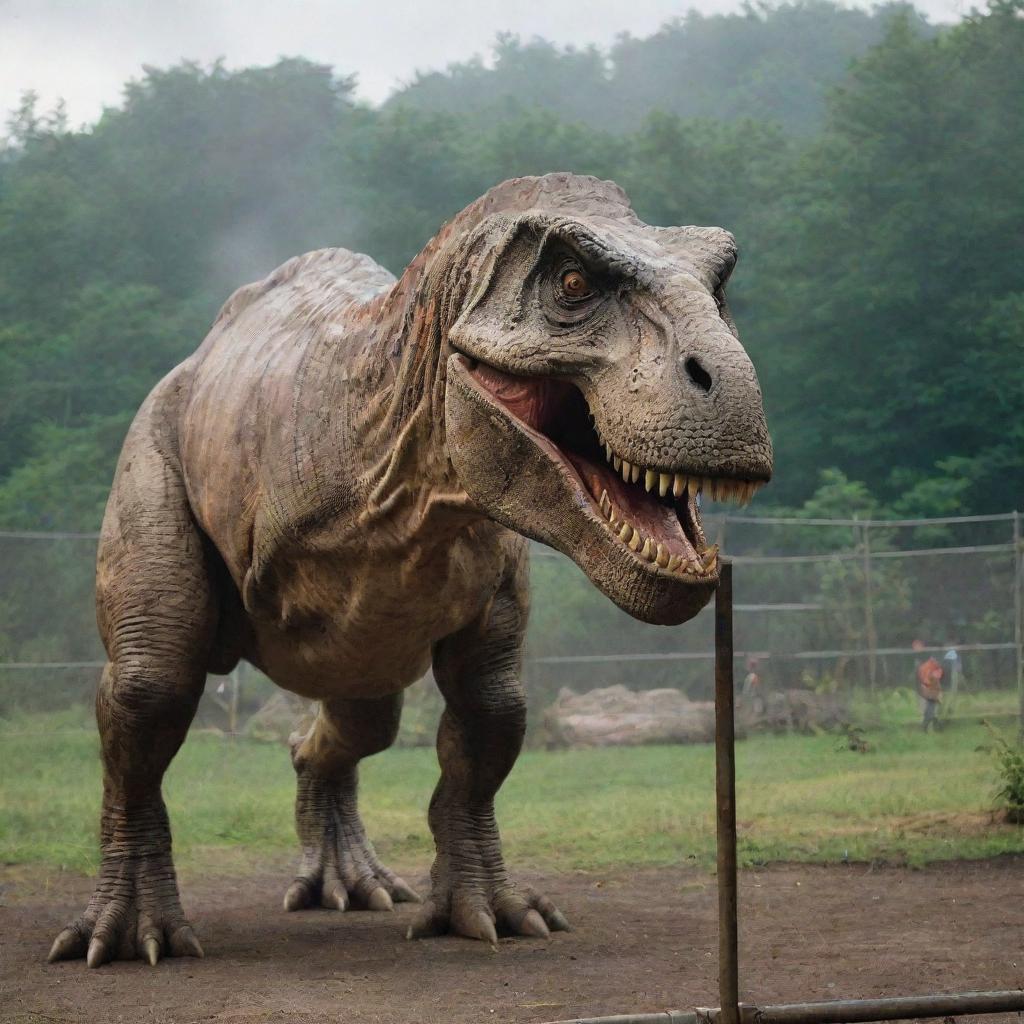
[459,356,764,578]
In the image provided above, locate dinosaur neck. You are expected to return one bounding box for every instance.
[349,228,488,531]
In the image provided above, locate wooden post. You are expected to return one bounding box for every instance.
[1014,511,1023,742]
[714,564,739,1024]
[855,515,878,694]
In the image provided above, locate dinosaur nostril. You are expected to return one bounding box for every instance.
[685,356,713,393]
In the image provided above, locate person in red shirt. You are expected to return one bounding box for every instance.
[912,639,943,732]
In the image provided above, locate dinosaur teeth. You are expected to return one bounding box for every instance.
[596,491,721,576]
[593,434,762,508]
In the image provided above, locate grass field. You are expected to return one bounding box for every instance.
[2,692,1022,878]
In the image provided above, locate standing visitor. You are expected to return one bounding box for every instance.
[943,644,962,716]
[912,639,943,732]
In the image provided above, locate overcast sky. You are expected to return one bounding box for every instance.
[2,0,967,129]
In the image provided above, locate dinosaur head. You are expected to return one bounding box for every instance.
[439,175,772,625]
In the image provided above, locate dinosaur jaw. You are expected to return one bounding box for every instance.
[444,353,764,626]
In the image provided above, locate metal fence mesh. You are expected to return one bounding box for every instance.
[1,512,1021,733]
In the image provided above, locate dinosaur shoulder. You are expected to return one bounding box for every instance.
[212,248,396,328]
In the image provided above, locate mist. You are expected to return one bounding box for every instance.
[2,0,967,128]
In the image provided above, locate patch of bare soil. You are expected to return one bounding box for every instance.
[2,858,1023,1024]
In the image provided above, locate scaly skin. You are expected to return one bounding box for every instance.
[49,173,771,967]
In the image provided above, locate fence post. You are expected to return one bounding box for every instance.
[1014,511,1023,742]
[856,515,878,694]
[714,562,739,1024]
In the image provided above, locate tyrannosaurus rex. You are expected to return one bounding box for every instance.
[48,173,772,967]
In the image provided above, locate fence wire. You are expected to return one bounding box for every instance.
[1,512,1021,732]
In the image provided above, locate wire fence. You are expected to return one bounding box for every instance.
[1,511,1022,735]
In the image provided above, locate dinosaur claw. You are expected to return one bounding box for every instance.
[143,936,161,966]
[471,911,498,948]
[320,882,349,912]
[390,876,422,903]
[547,908,571,932]
[284,878,316,912]
[86,937,110,969]
[517,908,551,938]
[366,887,393,912]
[168,925,204,959]
[48,927,86,963]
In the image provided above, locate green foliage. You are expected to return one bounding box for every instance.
[980,723,1024,823]
[0,2,1021,533]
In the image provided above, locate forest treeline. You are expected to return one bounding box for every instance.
[1,0,1022,531]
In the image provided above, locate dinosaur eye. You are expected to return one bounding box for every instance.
[561,269,592,299]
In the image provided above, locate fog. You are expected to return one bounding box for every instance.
[1,0,968,127]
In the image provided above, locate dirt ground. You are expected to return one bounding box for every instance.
[2,857,1023,1024]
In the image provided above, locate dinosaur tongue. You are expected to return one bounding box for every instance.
[468,361,567,432]
[467,359,699,560]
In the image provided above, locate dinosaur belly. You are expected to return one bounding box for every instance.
[244,536,509,700]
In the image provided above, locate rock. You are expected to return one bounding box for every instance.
[543,685,717,747]
[543,684,848,748]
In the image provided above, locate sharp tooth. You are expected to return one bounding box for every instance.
[630,463,640,484]
[629,530,643,551]
[644,468,657,492]
[621,460,631,483]
[702,545,719,571]
[640,537,652,559]
[667,554,682,572]
[656,543,670,568]
[619,522,633,542]
[687,476,698,499]
[673,473,685,499]
[605,442,613,462]
[600,490,611,515]
[613,455,622,471]
[658,472,671,497]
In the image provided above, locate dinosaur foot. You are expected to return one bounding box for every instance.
[407,869,569,946]
[283,836,420,913]
[48,851,202,968]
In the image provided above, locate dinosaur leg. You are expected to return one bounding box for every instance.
[49,403,218,967]
[408,571,570,944]
[283,694,420,912]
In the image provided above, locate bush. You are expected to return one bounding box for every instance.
[981,723,1024,824]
